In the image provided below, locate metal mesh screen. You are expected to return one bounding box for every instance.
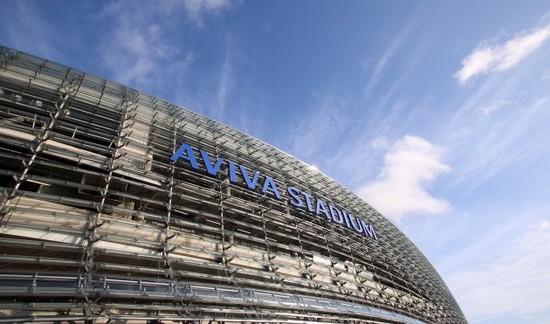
[0,46,467,323]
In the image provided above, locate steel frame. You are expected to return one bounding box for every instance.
[0,46,466,323]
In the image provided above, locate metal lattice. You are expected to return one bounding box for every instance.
[0,46,467,323]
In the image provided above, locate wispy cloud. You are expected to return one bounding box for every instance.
[447,219,550,321]
[455,25,550,84]
[363,17,416,99]
[479,99,511,116]
[179,0,233,26]
[285,93,349,164]
[0,2,63,61]
[214,37,234,121]
[356,135,451,222]
[447,92,549,194]
[95,0,234,96]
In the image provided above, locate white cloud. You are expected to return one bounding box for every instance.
[480,99,511,116]
[447,220,550,321]
[97,2,189,92]
[215,38,234,121]
[286,93,348,163]
[447,95,549,194]
[96,0,234,95]
[0,2,63,61]
[180,0,233,25]
[363,17,415,99]
[356,135,451,222]
[455,25,550,84]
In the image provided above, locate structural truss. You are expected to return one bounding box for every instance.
[0,46,467,323]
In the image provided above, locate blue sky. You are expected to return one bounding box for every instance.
[2,1,550,322]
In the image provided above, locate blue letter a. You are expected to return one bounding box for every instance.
[171,143,199,170]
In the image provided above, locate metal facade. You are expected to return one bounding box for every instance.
[0,46,467,323]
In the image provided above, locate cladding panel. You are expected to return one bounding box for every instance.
[0,46,467,323]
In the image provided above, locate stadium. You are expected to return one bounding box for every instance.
[0,46,467,323]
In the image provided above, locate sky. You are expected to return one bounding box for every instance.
[1,1,550,323]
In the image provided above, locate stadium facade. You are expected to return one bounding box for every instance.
[0,46,467,323]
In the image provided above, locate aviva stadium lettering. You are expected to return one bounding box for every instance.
[171,143,378,241]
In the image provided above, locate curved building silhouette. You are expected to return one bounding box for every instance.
[0,46,467,323]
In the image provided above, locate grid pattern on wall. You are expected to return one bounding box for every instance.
[0,46,467,323]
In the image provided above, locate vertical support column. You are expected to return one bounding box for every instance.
[207,122,238,284]
[162,120,178,280]
[292,218,317,289]
[258,205,281,285]
[219,176,236,282]
[280,160,317,289]
[0,83,74,217]
[340,236,356,298]
[321,227,346,297]
[291,218,306,260]
[81,93,134,317]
